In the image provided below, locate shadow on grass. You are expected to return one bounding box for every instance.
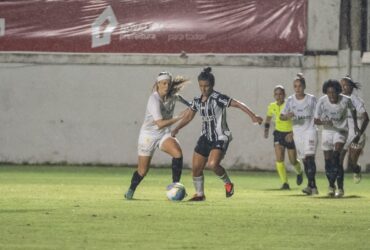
[262,188,300,191]
[314,195,363,199]
[0,209,54,214]
[284,194,363,199]
[123,198,156,202]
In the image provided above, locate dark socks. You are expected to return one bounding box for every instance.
[305,156,317,188]
[332,151,342,189]
[337,164,344,189]
[351,164,361,174]
[172,157,183,183]
[325,159,336,188]
[129,171,144,191]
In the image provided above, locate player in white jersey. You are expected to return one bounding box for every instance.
[124,72,190,200]
[280,73,319,195]
[314,79,359,197]
[172,67,263,201]
[340,76,369,183]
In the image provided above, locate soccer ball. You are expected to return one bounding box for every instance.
[166,182,187,201]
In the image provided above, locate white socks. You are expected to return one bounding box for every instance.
[193,175,204,196]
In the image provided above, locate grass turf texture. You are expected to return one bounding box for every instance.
[0,166,370,250]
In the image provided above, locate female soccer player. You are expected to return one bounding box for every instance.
[171,67,263,201]
[314,79,359,197]
[340,76,369,183]
[280,73,319,195]
[264,85,303,190]
[124,72,190,200]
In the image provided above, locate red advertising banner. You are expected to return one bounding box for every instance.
[0,0,307,53]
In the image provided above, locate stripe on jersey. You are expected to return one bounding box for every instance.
[192,91,231,141]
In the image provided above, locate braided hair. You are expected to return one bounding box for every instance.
[341,75,360,90]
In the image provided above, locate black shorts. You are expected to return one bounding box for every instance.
[273,130,295,149]
[194,135,230,158]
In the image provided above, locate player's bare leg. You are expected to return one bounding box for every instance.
[125,156,152,200]
[208,149,234,198]
[287,148,303,185]
[188,152,207,201]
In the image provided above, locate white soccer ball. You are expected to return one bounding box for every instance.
[166,182,187,201]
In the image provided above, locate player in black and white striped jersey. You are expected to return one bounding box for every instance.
[172,67,263,201]
[124,72,190,200]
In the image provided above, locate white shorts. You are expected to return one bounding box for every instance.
[344,131,366,150]
[321,130,348,151]
[137,132,173,156]
[293,130,317,159]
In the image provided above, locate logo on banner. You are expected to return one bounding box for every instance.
[91,6,118,48]
[0,18,5,37]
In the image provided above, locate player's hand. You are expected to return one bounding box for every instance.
[171,128,179,137]
[323,119,333,126]
[285,132,294,143]
[253,115,263,125]
[352,133,361,144]
[354,126,361,136]
[286,112,295,119]
[264,129,269,139]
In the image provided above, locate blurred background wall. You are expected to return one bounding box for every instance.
[0,0,369,171]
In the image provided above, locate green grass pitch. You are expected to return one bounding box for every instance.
[1,165,370,250]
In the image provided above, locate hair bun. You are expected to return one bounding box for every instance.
[296,73,304,79]
[343,75,352,81]
[203,67,212,74]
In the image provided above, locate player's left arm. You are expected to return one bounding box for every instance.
[348,99,360,134]
[229,99,263,124]
[353,111,369,143]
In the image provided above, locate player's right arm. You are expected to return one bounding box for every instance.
[313,96,332,126]
[280,97,294,121]
[154,112,186,130]
[148,93,186,130]
[264,103,273,139]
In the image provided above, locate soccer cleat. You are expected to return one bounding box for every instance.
[327,186,336,197]
[311,188,319,195]
[335,189,344,198]
[124,188,135,200]
[302,186,312,195]
[353,172,362,184]
[302,186,319,195]
[296,173,303,186]
[166,182,176,190]
[225,182,234,198]
[280,183,290,190]
[188,194,206,202]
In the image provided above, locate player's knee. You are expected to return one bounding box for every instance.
[207,161,218,170]
[173,151,183,159]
